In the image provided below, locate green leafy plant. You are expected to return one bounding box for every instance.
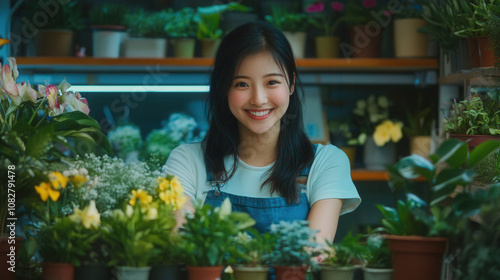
[454,0,499,38]
[455,184,500,279]
[265,5,312,32]
[180,198,256,266]
[24,0,84,31]
[485,6,500,67]
[328,119,362,147]
[126,9,173,38]
[322,231,364,267]
[404,92,435,137]
[165,8,197,38]
[444,94,500,135]
[378,138,500,237]
[195,3,251,39]
[305,1,344,36]
[343,0,385,26]
[89,4,129,26]
[230,229,277,267]
[268,220,320,268]
[361,233,391,268]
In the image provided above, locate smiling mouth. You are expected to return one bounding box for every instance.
[246,109,273,117]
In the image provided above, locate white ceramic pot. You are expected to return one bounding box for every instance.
[283,31,307,58]
[124,37,167,58]
[115,266,151,280]
[363,136,396,170]
[93,29,125,58]
[362,267,393,280]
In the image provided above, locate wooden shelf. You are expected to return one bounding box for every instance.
[15,57,438,72]
[351,170,390,181]
[439,67,500,86]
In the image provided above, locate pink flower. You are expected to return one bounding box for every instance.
[331,2,344,11]
[45,84,60,113]
[384,10,392,16]
[61,91,90,115]
[362,0,377,9]
[1,64,21,105]
[306,2,324,13]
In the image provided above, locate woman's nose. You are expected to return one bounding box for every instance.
[250,86,268,106]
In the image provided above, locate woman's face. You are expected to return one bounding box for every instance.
[228,51,293,139]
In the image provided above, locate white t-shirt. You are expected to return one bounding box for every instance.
[163,143,361,215]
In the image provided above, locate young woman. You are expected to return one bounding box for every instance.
[164,21,360,244]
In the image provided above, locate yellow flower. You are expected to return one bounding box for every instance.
[69,201,101,229]
[157,177,170,191]
[48,171,68,189]
[129,189,153,207]
[69,174,87,187]
[390,122,403,143]
[373,123,391,147]
[170,176,184,195]
[34,182,60,202]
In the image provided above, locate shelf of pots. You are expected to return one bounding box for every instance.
[377,138,500,280]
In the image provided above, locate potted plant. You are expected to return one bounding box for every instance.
[89,4,129,58]
[195,3,251,58]
[328,119,362,169]
[267,220,320,280]
[393,0,428,58]
[180,198,255,280]
[377,138,500,280]
[165,8,198,58]
[24,0,84,56]
[230,229,276,280]
[342,0,386,58]
[486,6,500,68]
[320,232,364,280]
[352,94,404,170]
[404,92,436,159]
[454,0,496,68]
[123,9,173,58]
[265,4,313,58]
[444,92,500,187]
[100,186,178,280]
[361,233,392,280]
[305,1,344,58]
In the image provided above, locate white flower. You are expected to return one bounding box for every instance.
[219,198,232,219]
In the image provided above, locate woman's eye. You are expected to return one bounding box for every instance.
[235,82,248,87]
[268,80,280,85]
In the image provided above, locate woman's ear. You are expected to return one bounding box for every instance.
[290,72,296,95]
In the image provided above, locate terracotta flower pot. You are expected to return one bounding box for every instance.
[42,262,75,280]
[35,29,74,57]
[467,36,495,69]
[186,265,223,280]
[347,24,383,58]
[200,39,221,58]
[448,134,500,151]
[274,266,307,280]
[385,235,447,280]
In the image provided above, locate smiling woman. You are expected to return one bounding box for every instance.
[163,21,360,246]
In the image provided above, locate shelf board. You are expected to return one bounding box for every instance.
[351,170,390,181]
[15,57,439,72]
[439,67,500,86]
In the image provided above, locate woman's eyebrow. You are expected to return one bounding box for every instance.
[233,73,284,80]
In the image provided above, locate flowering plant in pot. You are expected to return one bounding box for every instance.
[100,180,181,280]
[377,138,500,280]
[352,94,403,170]
[320,231,364,280]
[165,8,198,58]
[360,232,392,280]
[180,198,255,280]
[305,1,344,58]
[229,229,277,280]
[267,220,320,280]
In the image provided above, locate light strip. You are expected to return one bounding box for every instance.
[69,85,210,93]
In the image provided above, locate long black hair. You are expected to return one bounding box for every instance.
[202,21,314,203]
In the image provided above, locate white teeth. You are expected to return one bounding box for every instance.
[248,110,271,117]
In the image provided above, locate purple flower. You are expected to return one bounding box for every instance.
[362,0,377,9]
[331,2,344,11]
[306,2,324,13]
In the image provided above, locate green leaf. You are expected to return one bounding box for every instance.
[434,138,468,168]
[25,125,55,158]
[469,140,500,167]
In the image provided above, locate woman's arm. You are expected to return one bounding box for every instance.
[174,195,195,231]
[307,198,344,245]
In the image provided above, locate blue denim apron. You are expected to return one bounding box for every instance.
[204,144,317,233]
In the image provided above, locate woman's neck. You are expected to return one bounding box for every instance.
[238,127,280,167]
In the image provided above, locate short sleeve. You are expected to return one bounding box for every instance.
[307,144,361,215]
[162,143,203,201]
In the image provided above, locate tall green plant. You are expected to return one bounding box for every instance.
[195,3,251,39]
[89,4,129,26]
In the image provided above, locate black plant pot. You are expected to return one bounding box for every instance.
[75,263,111,280]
